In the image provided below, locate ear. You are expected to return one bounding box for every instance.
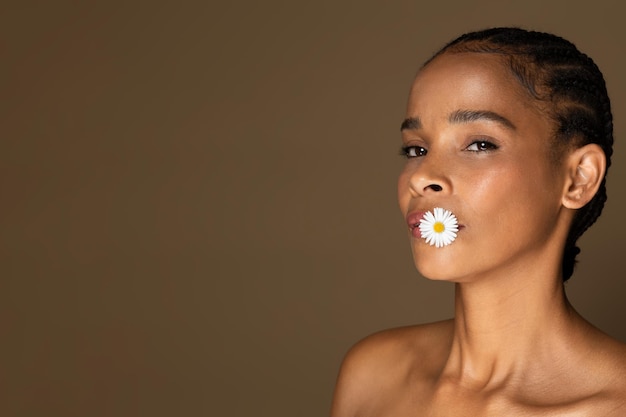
[562,144,606,209]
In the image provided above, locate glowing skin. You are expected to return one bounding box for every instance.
[331,51,626,417]
[398,52,568,283]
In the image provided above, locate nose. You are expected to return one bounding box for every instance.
[406,156,452,197]
[424,184,443,192]
[410,178,446,195]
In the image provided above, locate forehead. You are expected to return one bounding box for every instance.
[407,52,542,124]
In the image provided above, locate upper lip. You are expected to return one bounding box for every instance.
[406,208,464,230]
[406,210,427,230]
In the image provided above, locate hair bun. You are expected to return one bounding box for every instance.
[563,245,581,280]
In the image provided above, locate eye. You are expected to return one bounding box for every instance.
[400,145,427,158]
[466,140,498,152]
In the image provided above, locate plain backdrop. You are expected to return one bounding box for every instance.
[2,1,625,416]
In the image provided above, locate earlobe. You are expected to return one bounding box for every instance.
[562,144,606,209]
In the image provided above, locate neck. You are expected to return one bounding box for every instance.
[441,265,581,389]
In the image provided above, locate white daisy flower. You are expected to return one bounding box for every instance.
[418,207,459,248]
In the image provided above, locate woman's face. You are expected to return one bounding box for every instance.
[398,52,569,282]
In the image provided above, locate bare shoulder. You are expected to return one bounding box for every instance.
[600,336,626,413]
[582,329,626,415]
[330,320,453,417]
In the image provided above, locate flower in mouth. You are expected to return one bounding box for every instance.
[418,207,459,248]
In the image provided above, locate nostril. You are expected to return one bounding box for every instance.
[428,184,443,192]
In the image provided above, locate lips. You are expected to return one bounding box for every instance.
[406,211,427,238]
[406,209,463,239]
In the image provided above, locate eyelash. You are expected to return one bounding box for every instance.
[400,145,427,158]
[400,140,498,158]
[466,140,498,152]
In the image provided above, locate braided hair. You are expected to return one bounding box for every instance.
[426,27,614,281]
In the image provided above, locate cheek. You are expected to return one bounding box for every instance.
[461,165,513,205]
[466,162,558,234]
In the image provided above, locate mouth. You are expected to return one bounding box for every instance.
[406,211,427,238]
[406,209,464,239]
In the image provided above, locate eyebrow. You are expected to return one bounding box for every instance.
[400,110,516,132]
[400,117,421,131]
[449,109,516,130]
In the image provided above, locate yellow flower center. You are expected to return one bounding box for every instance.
[433,222,445,233]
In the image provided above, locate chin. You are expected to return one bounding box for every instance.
[413,260,460,282]
[411,248,468,282]
[417,267,463,282]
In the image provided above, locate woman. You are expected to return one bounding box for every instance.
[331,27,626,416]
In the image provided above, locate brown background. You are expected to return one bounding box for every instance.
[2,1,625,416]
